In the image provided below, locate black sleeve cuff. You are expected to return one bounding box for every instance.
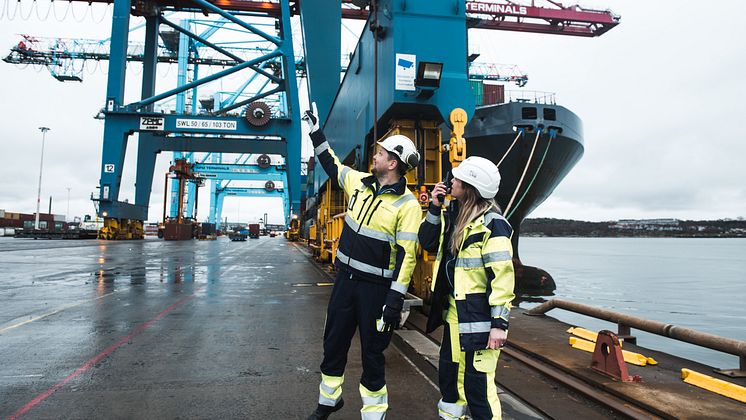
[385,289,405,311]
[491,318,509,330]
[309,129,326,147]
[428,203,441,215]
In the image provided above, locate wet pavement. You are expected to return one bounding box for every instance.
[0,237,440,419]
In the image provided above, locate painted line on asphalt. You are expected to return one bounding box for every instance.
[7,293,197,420]
[397,344,439,391]
[0,291,121,334]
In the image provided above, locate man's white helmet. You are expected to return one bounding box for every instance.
[377,135,420,170]
[451,156,501,199]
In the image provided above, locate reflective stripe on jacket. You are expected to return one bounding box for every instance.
[419,203,516,351]
[312,130,420,292]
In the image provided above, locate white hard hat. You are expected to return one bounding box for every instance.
[377,134,420,170]
[451,156,501,199]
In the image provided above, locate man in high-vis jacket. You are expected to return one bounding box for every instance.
[303,103,422,420]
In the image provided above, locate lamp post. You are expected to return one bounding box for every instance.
[35,127,50,230]
[66,187,71,222]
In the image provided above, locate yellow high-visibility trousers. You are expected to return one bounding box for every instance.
[438,323,501,420]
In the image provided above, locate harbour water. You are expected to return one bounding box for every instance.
[519,237,746,369]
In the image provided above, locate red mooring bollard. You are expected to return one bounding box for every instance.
[591,330,642,382]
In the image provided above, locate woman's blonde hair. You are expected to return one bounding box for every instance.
[449,182,500,256]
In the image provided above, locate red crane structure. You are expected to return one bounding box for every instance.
[74,0,618,37]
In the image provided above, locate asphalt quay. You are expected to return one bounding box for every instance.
[0,237,441,419]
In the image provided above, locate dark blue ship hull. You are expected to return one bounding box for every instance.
[462,101,584,294]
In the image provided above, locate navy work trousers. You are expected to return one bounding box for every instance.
[320,268,394,392]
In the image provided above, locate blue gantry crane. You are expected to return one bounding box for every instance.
[5,19,305,235]
[160,17,295,229]
[192,153,292,226]
[81,0,302,239]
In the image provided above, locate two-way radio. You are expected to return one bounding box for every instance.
[437,170,453,204]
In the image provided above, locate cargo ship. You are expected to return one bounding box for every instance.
[301,81,583,297]
[462,83,584,295]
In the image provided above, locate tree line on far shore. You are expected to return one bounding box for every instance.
[520,218,746,238]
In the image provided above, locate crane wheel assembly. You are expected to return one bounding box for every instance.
[245,101,271,126]
[257,154,272,169]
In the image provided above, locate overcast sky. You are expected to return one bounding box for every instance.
[1,0,744,224]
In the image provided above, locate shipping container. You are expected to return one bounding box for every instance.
[164,222,193,240]
[469,80,484,106]
[201,223,217,236]
[483,83,505,105]
[144,223,160,236]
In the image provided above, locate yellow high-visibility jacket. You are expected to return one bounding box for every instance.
[419,202,516,351]
[311,130,421,295]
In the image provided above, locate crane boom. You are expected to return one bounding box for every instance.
[52,1,617,37]
[3,35,301,82]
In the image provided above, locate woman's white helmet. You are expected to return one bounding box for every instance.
[451,156,501,199]
[377,134,420,170]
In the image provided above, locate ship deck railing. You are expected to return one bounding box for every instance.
[505,90,557,105]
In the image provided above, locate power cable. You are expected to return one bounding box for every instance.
[53,1,71,22]
[35,0,52,21]
[69,2,89,23]
[8,0,19,20]
[91,3,111,24]
[20,0,35,20]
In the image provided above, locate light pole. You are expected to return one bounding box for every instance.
[35,127,50,230]
[66,187,71,222]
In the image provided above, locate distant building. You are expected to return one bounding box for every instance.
[611,219,682,231]
[616,218,679,226]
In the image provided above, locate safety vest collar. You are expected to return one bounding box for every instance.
[457,206,502,244]
[361,175,376,189]
[360,174,407,196]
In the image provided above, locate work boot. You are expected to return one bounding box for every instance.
[307,398,344,420]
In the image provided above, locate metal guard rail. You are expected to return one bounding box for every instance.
[526,298,746,372]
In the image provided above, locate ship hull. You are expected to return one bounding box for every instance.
[462,101,584,294]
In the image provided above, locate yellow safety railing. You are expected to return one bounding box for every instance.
[324,213,345,263]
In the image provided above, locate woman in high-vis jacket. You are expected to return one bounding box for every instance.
[418,156,516,420]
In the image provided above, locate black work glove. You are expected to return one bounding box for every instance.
[379,290,405,332]
[301,101,320,134]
